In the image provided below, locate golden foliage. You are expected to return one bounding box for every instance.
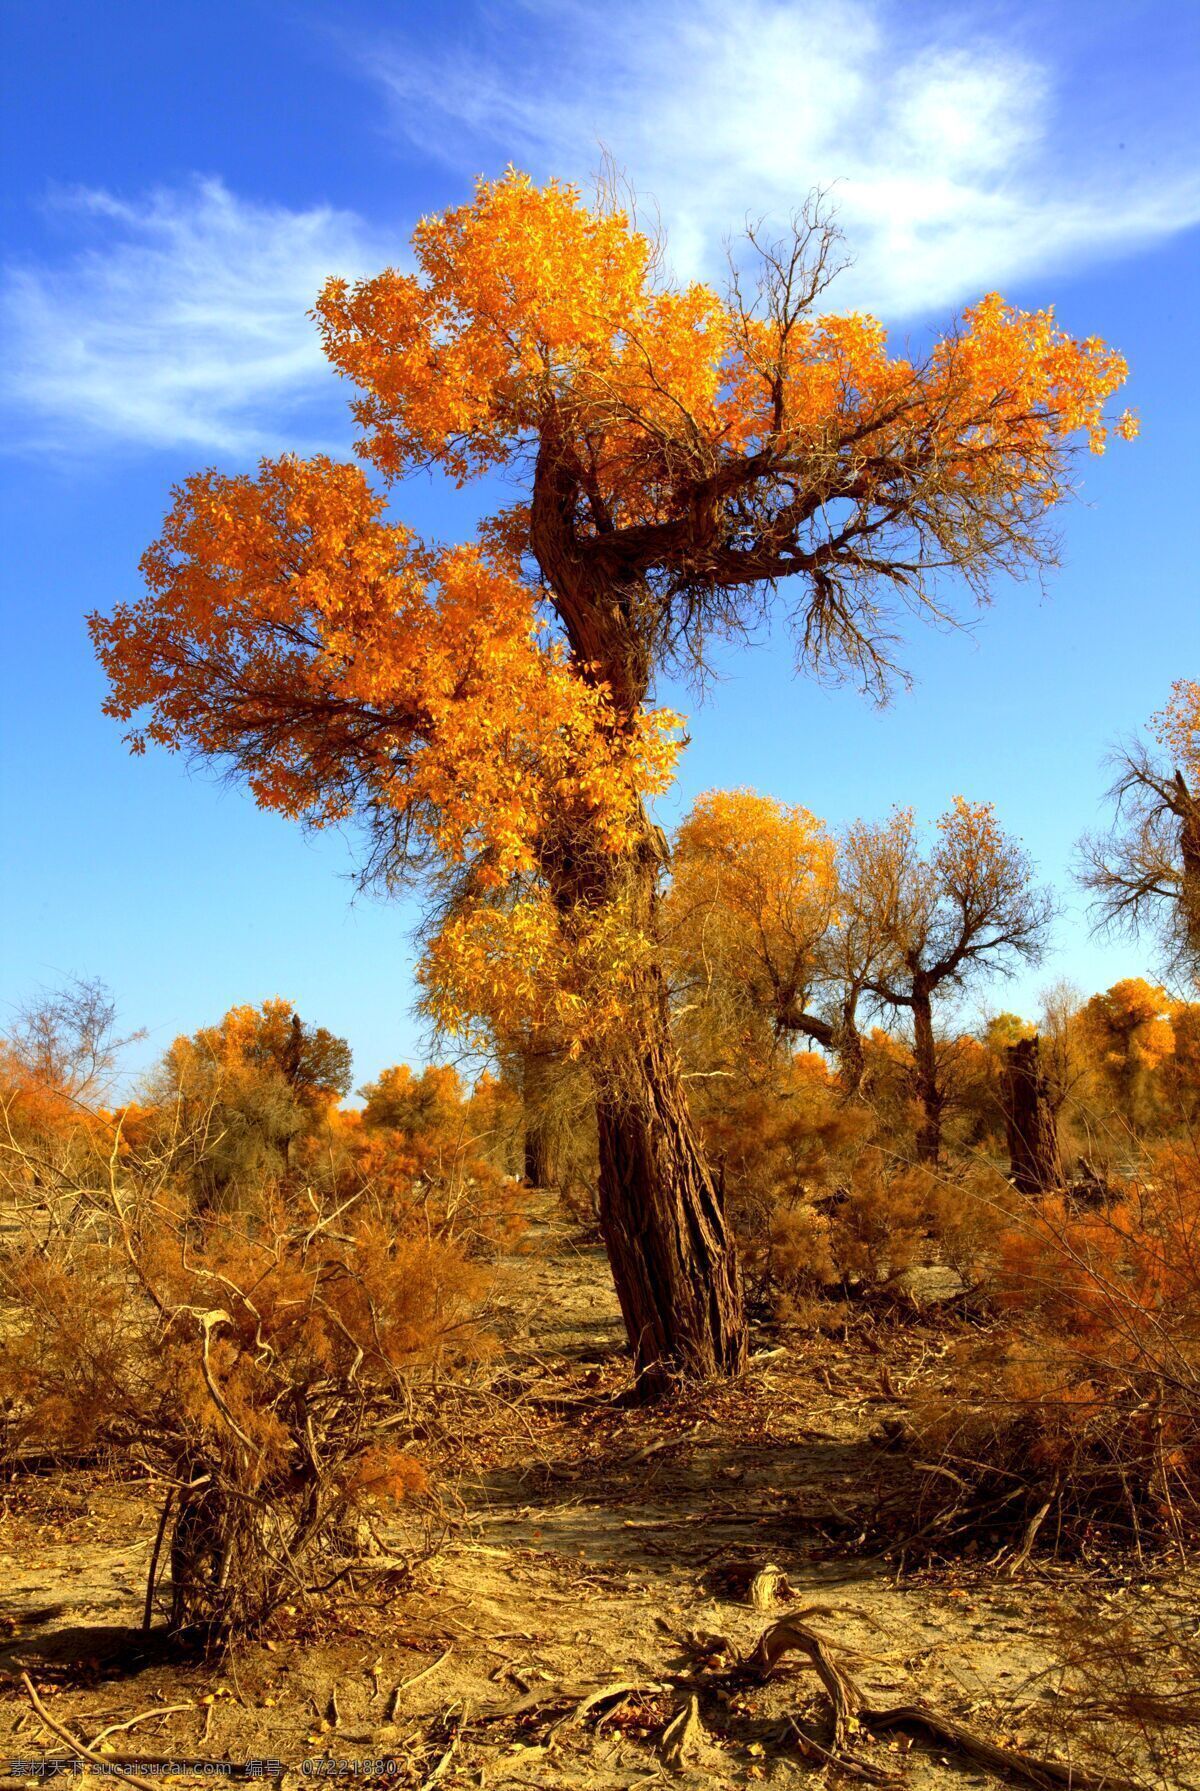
[1153,678,1200,780]
[91,171,1132,1064]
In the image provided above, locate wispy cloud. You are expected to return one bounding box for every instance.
[368,0,1200,316]
[6,5,1195,459]
[2,179,392,457]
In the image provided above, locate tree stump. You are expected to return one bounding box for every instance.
[1001,1035,1062,1195]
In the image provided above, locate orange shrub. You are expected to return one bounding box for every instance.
[898,1143,1200,1556]
[0,1153,487,1645]
[318,1062,526,1252]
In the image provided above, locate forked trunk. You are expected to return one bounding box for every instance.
[527,482,748,1389]
[594,984,747,1396]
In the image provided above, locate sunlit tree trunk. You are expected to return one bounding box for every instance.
[594,856,747,1394]
[552,837,748,1394]
[594,1048,746,1396]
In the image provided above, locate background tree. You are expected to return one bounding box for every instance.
[665,788,838,1072]
[154,998,351,1205]
[5,975,142,1106]
[1080,680,1200,984]
[844,800,1054,1163]
[1,977,143,1187]
[1076,977,1177,1138]
[91,171,1132,1390]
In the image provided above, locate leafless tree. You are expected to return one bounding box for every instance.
[1079,738,1200,986]
[5,974,143,1103]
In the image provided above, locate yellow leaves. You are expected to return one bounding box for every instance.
[1079,978,1178,1082]
[419,887,657,1057]
[934,795,1003,871]
[667,787,837,982]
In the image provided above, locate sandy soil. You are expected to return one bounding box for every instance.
[1,1209,1196,1789]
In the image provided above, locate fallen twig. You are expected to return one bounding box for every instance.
[557,1679,665,1732]
[19,1675,161,1791]
[91,1704,194,1746]
[385,1643,454,1719]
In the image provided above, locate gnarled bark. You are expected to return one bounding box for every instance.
[550,834,747,1394]
[1002,1035,1063,1195]
[594,977,747,1395]
[1179,771,1200,967]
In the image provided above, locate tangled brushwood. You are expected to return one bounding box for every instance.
[894,1142,1200,1558]
[0,1104,489,1647]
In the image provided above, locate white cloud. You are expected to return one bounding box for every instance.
[6,6,1194,459]
[368,0,1200,316]
[2,179,393,456]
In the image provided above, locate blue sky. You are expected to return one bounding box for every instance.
[1,0,1198,1093]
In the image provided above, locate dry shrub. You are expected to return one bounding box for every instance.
[824,1152,931,1285]
[896,1142,1200,1558]
[1024,1596,1200,1790]
[0,1045,104,1195]
[695,1054,870,1292]
[769,1151,1009,1316]
[926,1157,1020,1284]
[0,1116,487,1647]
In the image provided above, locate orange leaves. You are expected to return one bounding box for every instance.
[939,293,1133,459]
[89,453,681,889]
[1153,679,1200,779]
[92,171,1135,1065]
[317,170,657,484]
[932,795,1026,907]
[316,170,1132,547]
[997,1146,1200,1353]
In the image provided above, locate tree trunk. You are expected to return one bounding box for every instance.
[523,1122,551,1190]
[1178,772,1200,970]
[834,998,867,1101]
[573,844,748,1396]
[594,989,747,1396]
[528,456,747,1390]
[911,991,943,1165]
[1002,1035,1063,1195]
[521,1048,555,1189]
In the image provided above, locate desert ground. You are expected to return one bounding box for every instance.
[3,1202,1194,1791]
